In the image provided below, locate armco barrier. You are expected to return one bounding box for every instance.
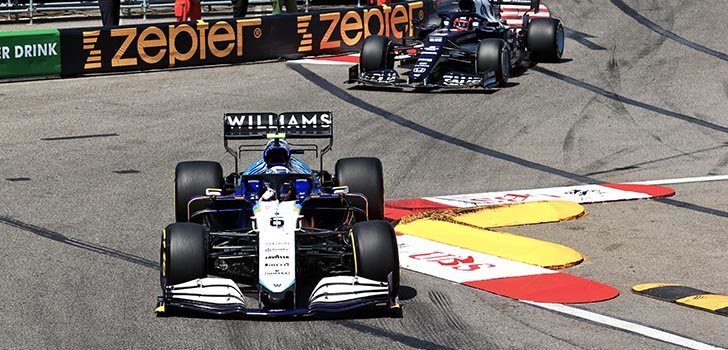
[58,1,428,76]
[0,29,61,78]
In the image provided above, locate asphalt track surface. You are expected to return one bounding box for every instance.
[2,0,728,348]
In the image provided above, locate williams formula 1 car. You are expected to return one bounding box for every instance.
[155,112,400,317]
[346,0,564,89]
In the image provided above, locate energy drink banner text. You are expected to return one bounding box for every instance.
[59,1,426,76]
[0,29,61,78]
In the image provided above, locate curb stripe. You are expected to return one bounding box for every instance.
[385,182,675,221]
[465,273,618,304]
[677,295,728,311]
[635,285,708,301]
[394,201,586,268]
[633,283,728,316]
[397,234,618,304]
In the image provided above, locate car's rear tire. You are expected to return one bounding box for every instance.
[161,223,208,287]
[175,161,224,222]
[335,157,384,221]
[350,220,399,295]
[360,35,394,73]
[526,18,564,63]
[476,39,510,86]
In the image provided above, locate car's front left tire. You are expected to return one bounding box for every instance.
[360,35,395,73]
[476,39,511,87]
[161,223,208,287]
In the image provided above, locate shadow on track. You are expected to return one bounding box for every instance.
[564,28,607,51]
[610,0,728,62]
[336,320,459,350]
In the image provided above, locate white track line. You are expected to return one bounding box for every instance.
[627,175,728,186]
[523,301,726,350]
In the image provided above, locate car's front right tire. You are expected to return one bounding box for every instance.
[335,157,385,221]
[350,220,400,296]
[174,161,224,222]
[526,18,564,63]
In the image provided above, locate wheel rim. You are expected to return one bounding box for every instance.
[556,24,564,58]
[501,47,510,81]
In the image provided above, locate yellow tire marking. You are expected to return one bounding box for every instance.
[161,228,167,277]
[349,229,358,275]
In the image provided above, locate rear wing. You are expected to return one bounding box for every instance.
[223,112,333,173]
[224,112,332,140]
[491,0,541,12]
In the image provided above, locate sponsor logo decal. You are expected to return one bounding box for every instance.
[225,112,332,130]
[0,42,58,60]
[265,254,290,260]
[296,1,424,52]
[81,19,262,71]
[409,251,493,271]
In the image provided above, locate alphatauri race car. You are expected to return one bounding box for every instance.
[346,0,564,89]
[155,112,400,317]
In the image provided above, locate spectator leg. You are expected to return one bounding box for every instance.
[232,0,248,18]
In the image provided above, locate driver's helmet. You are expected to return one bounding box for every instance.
[453,17,472,31]
[263,139,291,167]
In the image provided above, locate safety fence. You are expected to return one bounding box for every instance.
[0,0,431,78]
[0,0,368,24]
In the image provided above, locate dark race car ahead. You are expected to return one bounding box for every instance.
[346,0,564,89]
[156,112,400,317]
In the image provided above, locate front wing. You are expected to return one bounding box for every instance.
[346,65,498,89]
[155,276,399,317]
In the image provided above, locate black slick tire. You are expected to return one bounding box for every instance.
[360,35,394,73]
[335,157,384,221]
[476,39,510,86]
[526,18,564,63]
[161,223,208,287]
[174,161,224,222]
[350,220,400,295]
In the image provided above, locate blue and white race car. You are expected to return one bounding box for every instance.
[156,112,400,317]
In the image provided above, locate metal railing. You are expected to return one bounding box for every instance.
[1,0,364,24]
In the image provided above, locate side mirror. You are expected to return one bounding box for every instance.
[333,186,349,194]
[205,188,223,196]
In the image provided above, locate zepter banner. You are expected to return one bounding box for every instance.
[58,1,427,76]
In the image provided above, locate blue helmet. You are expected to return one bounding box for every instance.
[263,139,291,167]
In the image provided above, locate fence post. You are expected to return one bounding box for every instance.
[142,0,147,20]
[28,0,32,24]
